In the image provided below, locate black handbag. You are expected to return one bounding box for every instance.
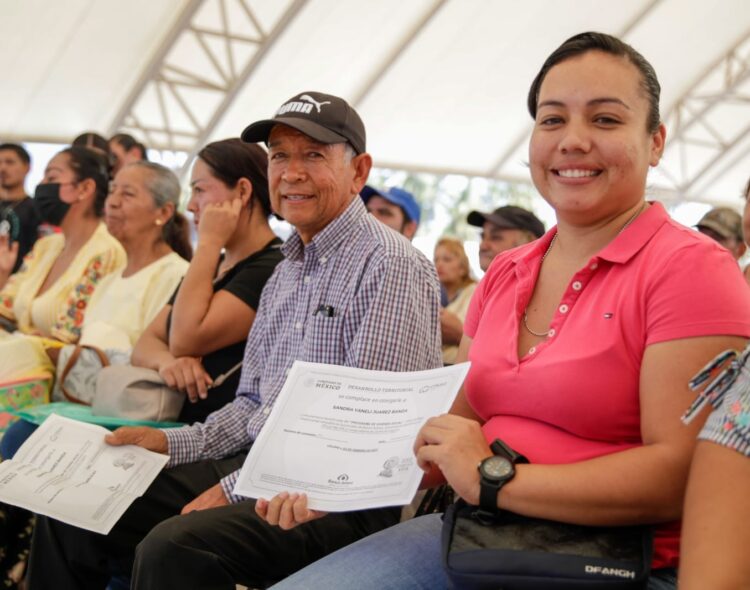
[441,500,653,589]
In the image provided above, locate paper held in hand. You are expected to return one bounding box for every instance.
[234,361,470,512]
[0,414,168,534]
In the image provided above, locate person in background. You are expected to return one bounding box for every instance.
[0,143,40,275]
[0,160,191,586]
[696,206,746,261]
[130,138,284,424]
[110,133,148,175]
[434,236,476,365]
[361,185,420,240]
[741,178,750,285]
[0,147,125,382]
[0,159,192,456]
[467,205,544,271]
[72,132,110,159]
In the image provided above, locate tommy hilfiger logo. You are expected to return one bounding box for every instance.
[277,94,331,116]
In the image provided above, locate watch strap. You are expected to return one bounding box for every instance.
[479,470,500,515]
[490,438,529,464]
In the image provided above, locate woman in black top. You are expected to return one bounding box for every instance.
[131,139,283,423]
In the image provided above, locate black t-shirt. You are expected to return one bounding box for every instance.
[166,237,284,424]
[0,197,40,273]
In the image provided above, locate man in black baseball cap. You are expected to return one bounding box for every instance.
[32,92,441,590]
[241,91,370,242]
[467,205,545,271]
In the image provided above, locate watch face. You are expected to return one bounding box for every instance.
[481,456,513,479]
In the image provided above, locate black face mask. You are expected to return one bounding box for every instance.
[34,183,71,226]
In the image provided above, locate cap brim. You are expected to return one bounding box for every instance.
[361,185,385,202]
[696,221,734,240]
[466,211,487,227]
[467,211,519,230]
[241,117,350,146]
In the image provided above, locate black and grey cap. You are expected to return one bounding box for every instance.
[467,205,545,238]
[241,91,366,154]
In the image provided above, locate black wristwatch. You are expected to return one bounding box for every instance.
[477,439,528,517]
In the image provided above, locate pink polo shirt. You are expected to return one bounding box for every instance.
[464,202,750,569]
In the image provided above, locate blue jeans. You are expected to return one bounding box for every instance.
[0,419,38,459]
[270,513,677,589]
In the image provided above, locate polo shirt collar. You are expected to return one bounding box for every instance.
[281,195,366,262]
[511,201,669,267]
[596,201,668,264]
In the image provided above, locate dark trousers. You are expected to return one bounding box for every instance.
[26,452,400,590]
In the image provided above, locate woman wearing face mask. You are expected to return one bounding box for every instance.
[0,160,191,587]
[130,138,283,424]
[1,160,192,452]
[0,147,125,382]
[0,147,125,589]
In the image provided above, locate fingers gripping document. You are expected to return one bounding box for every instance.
[0,414,167,534]
[234,361,470,512]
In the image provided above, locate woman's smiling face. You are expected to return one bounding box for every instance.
[529,50,665,225]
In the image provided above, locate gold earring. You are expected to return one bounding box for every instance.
[155,219,163,226]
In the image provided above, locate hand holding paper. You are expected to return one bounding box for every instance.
[0,414,168,534]
[234,361,470,512]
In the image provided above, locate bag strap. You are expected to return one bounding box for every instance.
[59,345,110,405]
[210,361,243,389]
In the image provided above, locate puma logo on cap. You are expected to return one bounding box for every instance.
[276,94,332,116]
[300,94,331,112]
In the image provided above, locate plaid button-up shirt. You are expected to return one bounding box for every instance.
[165,196,442,501]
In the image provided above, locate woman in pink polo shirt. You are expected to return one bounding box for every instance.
[262,32,750,589]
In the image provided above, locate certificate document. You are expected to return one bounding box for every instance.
[234,361,470,512]
[0,414,168,534]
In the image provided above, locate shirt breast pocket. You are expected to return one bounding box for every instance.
[303,316,346,364]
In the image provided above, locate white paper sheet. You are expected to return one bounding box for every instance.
[0,414,168,534]
[234,361,470,512]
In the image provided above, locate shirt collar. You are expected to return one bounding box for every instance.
[596,201,668,264]
[280,196,367,262]
[511,201,669,267]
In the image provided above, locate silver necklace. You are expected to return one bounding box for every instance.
[522,202,647,338]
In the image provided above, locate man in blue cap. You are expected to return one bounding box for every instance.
[361,185,420,241]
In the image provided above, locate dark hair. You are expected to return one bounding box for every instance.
[72,132,110,154]
[197,139,271,216]
[110,133,148,161]
[0,143,31,166]
[61,146,110,217]
[163,212,193,261]
[527,32,661,134]
[126,161,192,261]
[745,176,750,201]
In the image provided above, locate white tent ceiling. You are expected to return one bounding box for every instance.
[2,0,750,206]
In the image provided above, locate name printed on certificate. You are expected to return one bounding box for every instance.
[0,414,168,534]
[234,361,470,512]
